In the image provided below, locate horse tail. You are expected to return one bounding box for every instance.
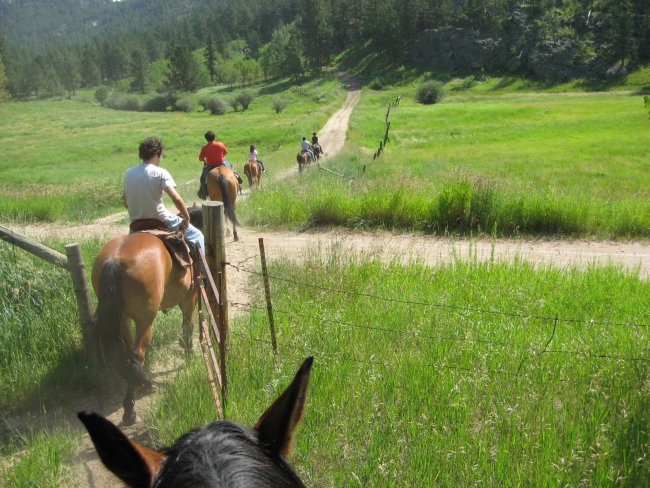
[217,174,241,228]
[95,259,152,387]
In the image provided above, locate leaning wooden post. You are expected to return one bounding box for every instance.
[258,238,277,356]
[202,201,228,397]
[65,243,95,357]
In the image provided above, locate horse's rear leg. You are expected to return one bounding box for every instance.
[179,292,196,354]
[121,317,154,425]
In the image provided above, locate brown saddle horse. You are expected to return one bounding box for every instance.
[244,160,262,188]
[91,225,199,425]
[296,150,311,172]
[206,165,240,241]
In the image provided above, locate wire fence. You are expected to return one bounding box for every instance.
[225,258,649,393]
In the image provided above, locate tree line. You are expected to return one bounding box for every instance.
[0,0,648,101]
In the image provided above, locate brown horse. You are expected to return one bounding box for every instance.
[206,165,240,241]
[244,160,262,188]
[91,231,197,424]
[296,150,311,172]
[78,357,313,487]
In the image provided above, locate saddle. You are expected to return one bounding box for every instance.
[129,219,193,270]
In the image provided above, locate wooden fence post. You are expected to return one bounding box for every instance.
[202,201,228,396]
[258,238,277,356]
[65,243,95,356]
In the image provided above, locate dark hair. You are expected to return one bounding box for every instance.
[250,144,255,152]
[205,131,216,142]
[139,137,165,161]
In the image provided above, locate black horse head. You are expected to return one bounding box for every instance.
[78,357,314,488]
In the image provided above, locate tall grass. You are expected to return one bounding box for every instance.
[0,243,86,415]
[0,428,77,488]
[150,250,649,486]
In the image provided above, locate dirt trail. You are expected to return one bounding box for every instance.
[2,72,649,487]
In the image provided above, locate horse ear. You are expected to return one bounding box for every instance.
[77,412,166,488]
[254,357,313,457]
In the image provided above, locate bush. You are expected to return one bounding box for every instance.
[416,80,446,105]
[174,96,196,113]
[236,89,255,110]
[272,97,287,114]
[368,77,386,90]
[105,94,141,111]
[142,95,169,112]
[122,96,141,111]
[94,86,110,105]
[201,96,229,115]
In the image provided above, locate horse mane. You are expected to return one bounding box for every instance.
[155,420,305,488]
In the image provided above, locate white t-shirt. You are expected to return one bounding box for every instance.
[301,140,310,151]
[123,162,178,226]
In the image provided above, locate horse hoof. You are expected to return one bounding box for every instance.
[122,410,137,426]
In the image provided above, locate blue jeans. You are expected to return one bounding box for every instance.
[168,216,205,252]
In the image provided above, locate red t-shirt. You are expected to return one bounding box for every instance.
[199,141,228,167]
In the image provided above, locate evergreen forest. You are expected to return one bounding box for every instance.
[0,0,649,100]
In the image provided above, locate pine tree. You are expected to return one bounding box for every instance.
[0,55,9,102]
[204,33,218,84]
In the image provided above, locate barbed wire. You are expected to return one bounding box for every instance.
[228,327,645,392]
[226,263,650,329]
[230,301,650,364]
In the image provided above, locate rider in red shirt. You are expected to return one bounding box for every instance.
[198,131,241,198]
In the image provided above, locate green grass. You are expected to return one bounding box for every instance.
[149,251,649,486]
[0,74,346,222]
[0,428,77,488]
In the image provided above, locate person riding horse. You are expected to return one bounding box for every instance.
[311,132,324,160]
[301,136,315,161]
[198,131,242,199]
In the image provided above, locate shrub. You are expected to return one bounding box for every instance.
[122,96,141,111]
[105,94,141,111]
[142,95,169,112]
[236,89,255,110]
[415,80,446,105]
[201,96,229,115]
[94,86,110,105]
[272,97,287,114]
[368,77,385,90]
[174,96,196,113]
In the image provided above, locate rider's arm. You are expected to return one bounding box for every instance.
[122,191,128,209]
[165,186,191,229]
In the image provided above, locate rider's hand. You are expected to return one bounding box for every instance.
[179,217,189,232]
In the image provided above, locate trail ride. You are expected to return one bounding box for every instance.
[1,68,649,487]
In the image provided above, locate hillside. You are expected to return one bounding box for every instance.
[0,0,212,52]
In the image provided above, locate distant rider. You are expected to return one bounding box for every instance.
[249,144,265,173]
[301,136,315,161]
